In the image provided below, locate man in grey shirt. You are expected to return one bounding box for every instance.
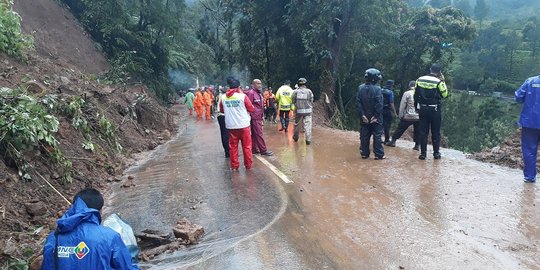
[292,78,314,145]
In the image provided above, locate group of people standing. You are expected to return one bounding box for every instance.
[213,77,313,171]
[356,63,448,161]
[183,87,215,120]
[185,65,539,185]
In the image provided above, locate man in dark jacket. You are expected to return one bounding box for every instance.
[246,79,273,156]
[357,68,385,160]
[41,188,138,270]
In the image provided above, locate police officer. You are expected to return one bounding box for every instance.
[357,68,385,160]
[414,63,449,160]
[382,80,398,144]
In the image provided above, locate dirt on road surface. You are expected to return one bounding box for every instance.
[109,106,540,270]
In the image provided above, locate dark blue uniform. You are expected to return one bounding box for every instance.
[381,87,395,143]
[356,83,384,159]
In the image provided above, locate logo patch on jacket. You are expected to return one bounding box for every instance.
[57,242,90,259]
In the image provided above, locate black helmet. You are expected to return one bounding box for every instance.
[298,78,307,86]
[365,68,382,83]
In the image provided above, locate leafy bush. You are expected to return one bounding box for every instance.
[55,95,122,153]
[443,92,517,153]
[0,0,33,58]
[0,87,70,181]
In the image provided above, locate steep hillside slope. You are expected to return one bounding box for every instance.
[13,0,109,74]
[0,0,178,267]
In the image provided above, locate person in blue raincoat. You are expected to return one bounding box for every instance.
[515,74,540,183]
[41,188,139,270]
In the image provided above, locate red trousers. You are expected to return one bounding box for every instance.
[228,127,253,169]
[250,119,268,153]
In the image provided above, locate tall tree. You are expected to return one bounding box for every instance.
[430,0,451,8]
[522,17,540,58]
[196,0,240,80]
[393,7,476,92]
[502,30,522,72]
[455,0,472,16]
[474,0,489,28]
[286,0,404,119]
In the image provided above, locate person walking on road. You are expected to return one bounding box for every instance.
[386,80,420,150]
[41,188,139,270]
[203,88,214,120]
[276,80,294,132]
[292,78,314,145]
[382,80,398,144]
[515,74,540,183]
[194,88,205,120]
[414,63,449,160]
[219,77,255,171]
[184,88,195,116]
[216,88,230,158]
[247,79,274,156]
[357,68,385,160]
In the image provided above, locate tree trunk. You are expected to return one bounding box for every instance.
[263,27,272,85]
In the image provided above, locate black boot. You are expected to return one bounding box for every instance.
[386,138,396,147]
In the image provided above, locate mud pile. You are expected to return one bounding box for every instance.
[472,130,531,170]
[0,52,178,265]
[0,0,184,264]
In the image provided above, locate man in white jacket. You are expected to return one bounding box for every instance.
[386,81,420,150]
[219,77,255,171]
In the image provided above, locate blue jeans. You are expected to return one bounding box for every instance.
[522,127,540,181]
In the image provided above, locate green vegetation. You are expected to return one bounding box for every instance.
[443,92,518,152]
[26,0,537,154]
[0,85,123,183]
[1,257,29,270]
[0,87,70,182]
[59,0,213,101]
[0,0,33,58]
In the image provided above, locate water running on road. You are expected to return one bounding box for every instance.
[109,109,540,269]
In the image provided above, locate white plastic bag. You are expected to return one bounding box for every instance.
[103,213,139,260]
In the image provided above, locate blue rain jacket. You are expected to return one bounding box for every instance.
[41,198,138,270]
[515,75,540,129]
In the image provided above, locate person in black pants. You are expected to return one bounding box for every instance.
[387,81,420,150]
[414,63,449,160]
[216,92,230,158]
[381,80,397,144]
[357,68,385,160]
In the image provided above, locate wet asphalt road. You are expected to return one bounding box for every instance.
[108,108,540,270]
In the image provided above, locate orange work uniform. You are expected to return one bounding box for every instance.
[203,91,214,120]
[194,91,204,119]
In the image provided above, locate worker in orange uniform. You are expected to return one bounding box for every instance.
[194,88,204,120]
[263,87,277,123]
[204,87,214,120]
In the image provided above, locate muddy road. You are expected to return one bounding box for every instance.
[107,109,540,270]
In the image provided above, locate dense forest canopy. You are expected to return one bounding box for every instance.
[54,0,539,153]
